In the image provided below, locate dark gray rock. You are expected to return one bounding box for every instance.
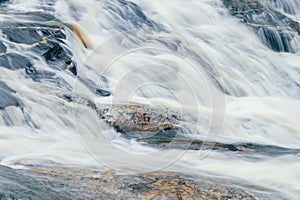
[0,0,9,3]
[0,81,15,93]
[0,165,72,199]
[0,41,6,53]
[105,0,159,29]
[96,88,111,97]
[0,89,21,110]
[79,77,110,97]
[12,11,57,22]
[2,28,42,45]
[42,42,75,73]
[25,66,72,90]
[0,53,32,70]
[61,94,97,110]
[2,21,77,75]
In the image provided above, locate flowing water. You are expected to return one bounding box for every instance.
[0,0,300,199]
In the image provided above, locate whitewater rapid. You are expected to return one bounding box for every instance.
[0,0,300,199]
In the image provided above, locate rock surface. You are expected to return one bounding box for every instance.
[0,165,70,199]
[0,12,77,76]
[97,103,180,138]
[0,81,21,110]
[0,42,6,53]
[0,165,277,199]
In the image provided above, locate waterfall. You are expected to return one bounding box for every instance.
[0,0,299,198]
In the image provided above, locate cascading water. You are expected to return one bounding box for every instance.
[267,0,300,16]
[0,0,300,199]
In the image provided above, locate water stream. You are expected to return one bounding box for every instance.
[0,0,299,198]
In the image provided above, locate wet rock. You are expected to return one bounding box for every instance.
[25,66,72,90]
[0,165,70,199]
[3,28,43,45]
[80,77,110,96]
[12,11,57,22]
[2,21,66,45]
[2,19,77,75]
[0,81,23,125]
[42,43,74,70]
[221,0,300,52]
[0,89,21,110]
[26,166,276,199]
[61,94,97,110]
[0,0,9,3]
[0,81,15,93]
[105,0,159,29]
[0,41,6,53]
[0,53,32,70]
[97,103,180,140]
[96,88,111,97]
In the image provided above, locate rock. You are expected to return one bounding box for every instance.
[0,89,21,110]
[96,88,111,97]
[41,42,75,74]
[105,0,158,29]
[221,0,300,52]
[97,103,180,140]
[0,81,15,93]
[2,27,43,45]
[1,17,77,75]
[23,166,278,199]
[0,41,6,53]
[25,66,72,90]
[0,0,9,3]
[0,82,23,125]
[0,165,70,200]
[0,53,32,70]
[61,94,97,110]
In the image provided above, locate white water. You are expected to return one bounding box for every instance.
[0,0,300,198]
